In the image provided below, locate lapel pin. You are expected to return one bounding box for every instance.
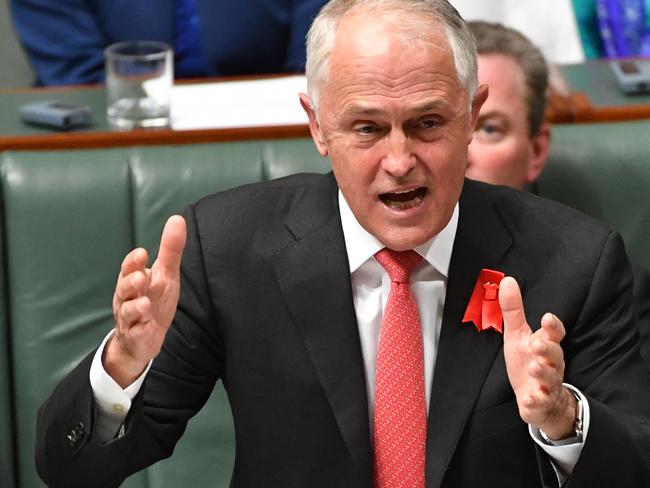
[462,268,505,333]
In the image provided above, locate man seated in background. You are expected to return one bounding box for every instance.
[11,0,326,86]
[466,20,650,364]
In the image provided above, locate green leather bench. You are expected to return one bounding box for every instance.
[0,139,326,488]
[539,120,650,270]
[0,216,13,487]
[1,120,649,487]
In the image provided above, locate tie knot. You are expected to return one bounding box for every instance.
[374,248,422,283]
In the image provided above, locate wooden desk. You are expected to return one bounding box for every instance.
[0,83,573,152]
[557,60,650,123]
[0,84,310,152]
[3,63,650,152]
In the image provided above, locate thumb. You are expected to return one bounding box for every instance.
[499,276,529,336]
[155,215,187,275]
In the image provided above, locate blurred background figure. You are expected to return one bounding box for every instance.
[0,0,32,88]
[452,0,650,97]
[10,0,326,86]
[450,0,582,95]
[465,21,550,190]
[451,0,586,65]
[466,19,650,364]
[452,0,650,62]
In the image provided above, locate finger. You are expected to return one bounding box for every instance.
[522,391,546,409]
[155,215,187,276]
[519,390,556,424]
[116,296,150,334]
[119,247,149,279]
[114,270,148,305]
[531,338,564,368]
[539,312,566,343]
[528,359,563,393]
[518,391,545,424]
[499,276,530,336]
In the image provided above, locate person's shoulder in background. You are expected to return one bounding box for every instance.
[10,0,328,87]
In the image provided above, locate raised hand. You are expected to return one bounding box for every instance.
[499,276,577,440]
[104,215,187,388]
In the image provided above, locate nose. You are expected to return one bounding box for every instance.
[381,129,416,177]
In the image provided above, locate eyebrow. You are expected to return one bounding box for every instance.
[410,101,449,114]
[341,105,385,118]
[341,100,450,119]
[477,110,508,120]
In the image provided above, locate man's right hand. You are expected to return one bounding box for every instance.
[104,215,187,388]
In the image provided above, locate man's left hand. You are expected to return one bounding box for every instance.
[499,276,577,440]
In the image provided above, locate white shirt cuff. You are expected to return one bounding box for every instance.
[89,330,152,440]
[529,383,590,484]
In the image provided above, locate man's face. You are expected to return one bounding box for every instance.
[466,54,548,190]
[301,12,486,251]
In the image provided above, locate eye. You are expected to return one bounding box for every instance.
[408,116,443,141]
[356,124,377,134]
[474,119,506,142]
[418,118,439,129]
[479,122,500,134]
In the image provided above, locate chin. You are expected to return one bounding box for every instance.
[375,227,434,251]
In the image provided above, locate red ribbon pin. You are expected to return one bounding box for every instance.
[462,269,505,333]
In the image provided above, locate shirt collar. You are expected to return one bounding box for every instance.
[338,190,458,277]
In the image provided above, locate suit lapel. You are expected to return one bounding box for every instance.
[425,181,516,487]
[270,173,372,481]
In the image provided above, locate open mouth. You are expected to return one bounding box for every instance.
[379,187,427,210]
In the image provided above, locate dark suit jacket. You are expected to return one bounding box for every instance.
[11,0,325,86]
[632,265,650,365]
[36,174,650,487]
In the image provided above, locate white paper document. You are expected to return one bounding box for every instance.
[170,75,309,130]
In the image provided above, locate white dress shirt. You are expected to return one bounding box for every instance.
[90,189,589,483]
[339,191,457,417]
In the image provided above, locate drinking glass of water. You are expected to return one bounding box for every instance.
[105,41,173,129]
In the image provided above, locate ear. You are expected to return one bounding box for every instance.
[468,84,489,143]
[299,93,329,157]
[525,122,551,183]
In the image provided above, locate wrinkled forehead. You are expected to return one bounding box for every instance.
[323,9,464,95]
[334,8,453,59]
[323,12,462,97]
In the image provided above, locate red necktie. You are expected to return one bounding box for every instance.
[373,248,426,488]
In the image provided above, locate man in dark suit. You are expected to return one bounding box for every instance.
[11,0,326,86]
[36,1,650,487]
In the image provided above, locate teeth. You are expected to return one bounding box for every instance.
[384,194,423,209]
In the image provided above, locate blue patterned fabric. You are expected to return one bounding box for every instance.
[597,0,650,57]
[174,0,207,77]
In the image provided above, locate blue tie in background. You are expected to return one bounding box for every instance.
[175,0,207,77]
